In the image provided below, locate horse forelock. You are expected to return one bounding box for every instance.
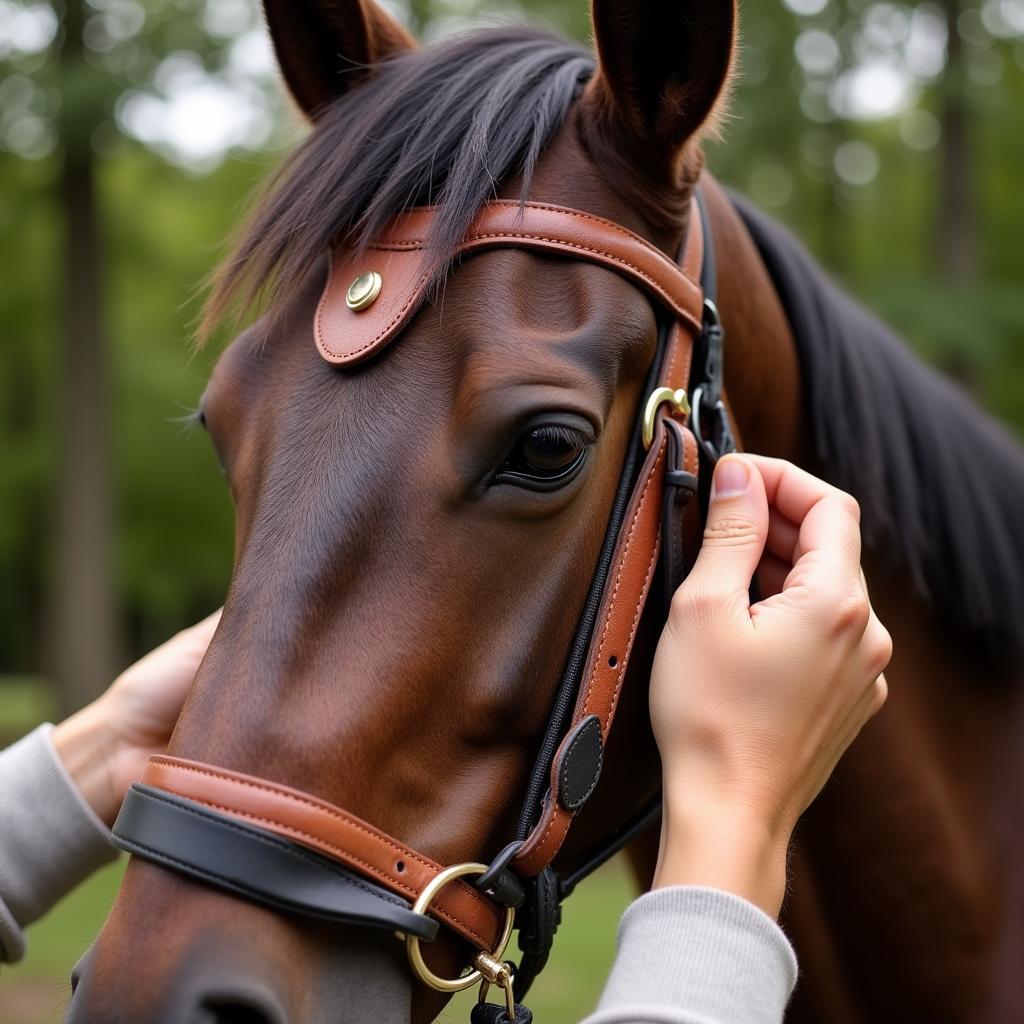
[199,27,596,344]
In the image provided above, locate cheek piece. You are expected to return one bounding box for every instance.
[111,190,733,1022]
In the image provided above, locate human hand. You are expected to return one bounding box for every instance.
[52,610,221,826]
[649,455,890,915]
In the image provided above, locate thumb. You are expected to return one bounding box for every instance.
[687,454,769,603]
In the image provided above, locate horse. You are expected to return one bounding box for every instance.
[67,0,1024,1021]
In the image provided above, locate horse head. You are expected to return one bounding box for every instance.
[68,1,746,1021]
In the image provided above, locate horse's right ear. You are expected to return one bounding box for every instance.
[263,0,417,119]
[582,0,736,185]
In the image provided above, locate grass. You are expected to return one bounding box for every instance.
[0,687,635,1022]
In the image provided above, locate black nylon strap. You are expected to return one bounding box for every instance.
[112,785,438,941]
[470,1002,534,1024]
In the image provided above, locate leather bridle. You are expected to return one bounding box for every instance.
[112,189,733,1023]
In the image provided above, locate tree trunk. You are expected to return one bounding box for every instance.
[938,0,975,281]
[51,0,118,714]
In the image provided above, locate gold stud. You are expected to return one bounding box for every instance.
[345,271,383,311]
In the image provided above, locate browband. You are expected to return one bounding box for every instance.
[316,199,705,366]
[113,193,724,1007]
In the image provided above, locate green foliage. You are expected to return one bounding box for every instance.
[0,143,276,667]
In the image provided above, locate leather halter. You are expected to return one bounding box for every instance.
[112,191,733,1011]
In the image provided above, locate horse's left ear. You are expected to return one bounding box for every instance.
[583,0,737,180]
[263,0,417,119]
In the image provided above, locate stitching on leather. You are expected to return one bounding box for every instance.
[517,445,667,873]
[685,429,699,474]
[153,760,432,867]
[513,809,569,876]
[149,760,494,947]
[313,249,336,360]
[319,200,702,361]
[128,787,409,908]
[376,200,701,289]
[317,265,431,361]
[461,233,700,323]
[368,231,703,326]
[601,452,664,741]
[559,720,603,809]
[608,509,662,730]
[582,444,666,722]
[114,838,271,906]
[169,792,493,949]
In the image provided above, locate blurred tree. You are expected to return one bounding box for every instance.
[51,0,118,713]
[937,0,977,279]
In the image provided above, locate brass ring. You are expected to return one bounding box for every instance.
[642,386,691,449]
[405,862,516,992]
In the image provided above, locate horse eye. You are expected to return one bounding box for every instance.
[495,424,590,490]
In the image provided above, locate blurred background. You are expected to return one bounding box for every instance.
[1,0,1022,1020]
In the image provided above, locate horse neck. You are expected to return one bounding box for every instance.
[700,175,808,464]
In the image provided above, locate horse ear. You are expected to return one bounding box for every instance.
[583,0,736,180]
[263,0,417,119]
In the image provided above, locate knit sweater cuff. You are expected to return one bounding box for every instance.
[582,886,798,1024]
[0,724,118,963]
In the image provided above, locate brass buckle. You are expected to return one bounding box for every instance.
[476,950,517,1020]
[405,862,516,992]
[642,387,691,450]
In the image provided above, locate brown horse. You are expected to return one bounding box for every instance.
[68,1,1024,1021]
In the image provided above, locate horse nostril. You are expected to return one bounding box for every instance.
[198,998,281,1024]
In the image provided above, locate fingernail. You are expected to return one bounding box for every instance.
[712,458,749,498]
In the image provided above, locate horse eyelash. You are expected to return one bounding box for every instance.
[169,406,205,436]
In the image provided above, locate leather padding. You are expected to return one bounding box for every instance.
[141,755,503,952]
[112,784,438,940]
[555,715,603,811]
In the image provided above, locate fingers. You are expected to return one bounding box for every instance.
[765,508,800,564]
[748,456,854,525]
[747,457,862,594]
[685,454,770,607]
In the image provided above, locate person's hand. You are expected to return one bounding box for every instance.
[52,610,221,826]
[649,455,890,916]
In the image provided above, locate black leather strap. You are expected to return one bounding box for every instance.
[511,866,560,1001]
[112,784,438,941]
[661,417,699,608]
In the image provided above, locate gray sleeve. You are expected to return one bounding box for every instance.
[580,886,798,1024]
[0,724,118,964]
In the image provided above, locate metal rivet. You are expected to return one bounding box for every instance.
[346,271,382,311]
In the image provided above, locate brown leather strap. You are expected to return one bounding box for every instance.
[511,210,703,878]
[142,756,504,953]
[316,199,705,366]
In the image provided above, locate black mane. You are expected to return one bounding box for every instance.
[204,27,594,335]
[734,194,1024,658]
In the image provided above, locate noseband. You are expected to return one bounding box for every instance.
[112,190,733,1022]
